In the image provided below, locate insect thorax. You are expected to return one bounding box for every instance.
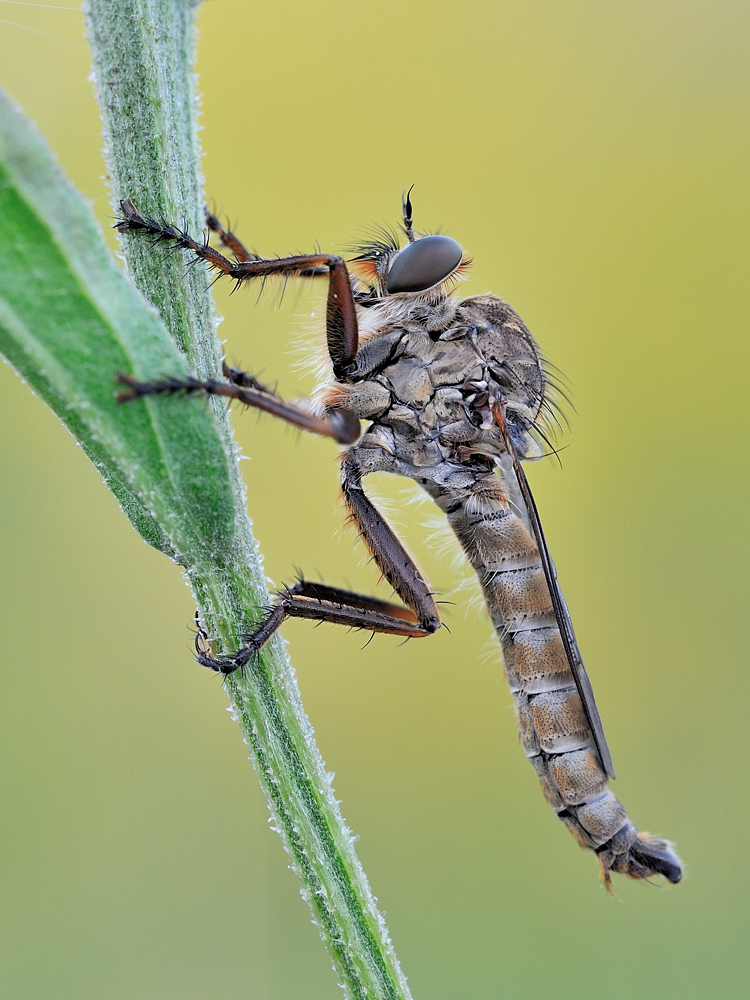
[325,292,547,483]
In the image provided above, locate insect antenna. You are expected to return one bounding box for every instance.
[402,185,416,243]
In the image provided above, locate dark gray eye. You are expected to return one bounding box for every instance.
[386,234,463,294]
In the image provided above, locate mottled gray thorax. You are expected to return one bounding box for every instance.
[342,293,546,487]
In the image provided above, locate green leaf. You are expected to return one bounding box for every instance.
[0,88,236,563]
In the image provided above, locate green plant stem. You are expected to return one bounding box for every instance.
[82,2,413,997]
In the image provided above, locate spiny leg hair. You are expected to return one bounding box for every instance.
[115,370,360,444]
[194,579,435,676]
[116,197,359,378]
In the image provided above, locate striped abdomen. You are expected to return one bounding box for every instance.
[433,474,681,886]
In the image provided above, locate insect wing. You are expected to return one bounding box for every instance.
[553,579,616,779]
[494,407,616,779]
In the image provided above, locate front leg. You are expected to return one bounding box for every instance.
[117,198,359,379]
[204,210,256,263]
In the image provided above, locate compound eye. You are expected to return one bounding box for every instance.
[386,234,463,294]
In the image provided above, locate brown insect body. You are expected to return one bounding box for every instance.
[325,291,680,886]
[116,196,682,887]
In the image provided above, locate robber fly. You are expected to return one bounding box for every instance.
[115,192,682,888]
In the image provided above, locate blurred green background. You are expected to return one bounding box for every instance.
[0,1,748,997]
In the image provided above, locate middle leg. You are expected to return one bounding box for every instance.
[116,370,360,444]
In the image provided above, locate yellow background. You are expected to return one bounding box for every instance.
[1,1,748,997]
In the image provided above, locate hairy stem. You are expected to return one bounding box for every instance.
[83,1,412,997]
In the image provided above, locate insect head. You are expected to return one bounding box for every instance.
[351,190,468,298]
